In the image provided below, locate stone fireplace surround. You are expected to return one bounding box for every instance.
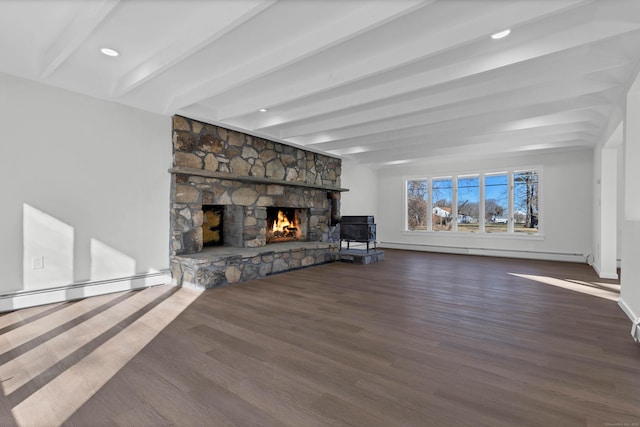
[169,116,346,290]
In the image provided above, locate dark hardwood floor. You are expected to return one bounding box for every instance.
[1,249,639,426]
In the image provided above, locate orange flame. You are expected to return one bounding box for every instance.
[272,210,293,233]
[269,210,300,241]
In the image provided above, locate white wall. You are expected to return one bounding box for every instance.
[0,73,171,299]
[593,140,602,269]
[340,159,378,219]
[375,149,593,261]
[617,146,624,259]
[620,72,640,337]
[592,123,621,279]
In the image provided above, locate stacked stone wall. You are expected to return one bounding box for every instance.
[172,115,340,187]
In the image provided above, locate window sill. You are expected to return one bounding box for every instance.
[401,230,545,241]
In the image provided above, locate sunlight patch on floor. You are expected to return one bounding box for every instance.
[0,293,118,354]
[2,286,200,427]
[509,273,619,301]
[1,287,163,395]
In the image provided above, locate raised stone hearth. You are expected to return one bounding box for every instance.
[339,248,384,265]
[169,115,346,289]
[174,242,338,289]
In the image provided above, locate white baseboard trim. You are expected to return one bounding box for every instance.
[592,262,619,280]
[618,298,640,343]
[0,271,171,313]
[378,242,586,263]
[618,297,638,324]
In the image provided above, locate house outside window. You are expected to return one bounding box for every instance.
[432,178,453,231]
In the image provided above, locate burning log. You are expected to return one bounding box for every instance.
[284,226,298,238]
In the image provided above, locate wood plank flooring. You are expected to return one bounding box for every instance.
[1,249,639,426]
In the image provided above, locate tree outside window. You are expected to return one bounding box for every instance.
[514,171,539,233]
[407,179,428,231]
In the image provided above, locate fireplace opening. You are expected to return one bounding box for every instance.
[267,207,306,243]
[202,205,224,247]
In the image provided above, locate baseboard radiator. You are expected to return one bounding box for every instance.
[0,271,171,313]
[379,242,587,263]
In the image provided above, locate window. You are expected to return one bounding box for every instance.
[432,178,453,231]
[485,173,508,233]
[405,169,540,235]
[514,171,539,234]
[457,176,479,232]
[407,179,428,231]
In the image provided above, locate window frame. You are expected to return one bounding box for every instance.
[456,174,480,233]
[431,176,454,232]
[403,166,543,237]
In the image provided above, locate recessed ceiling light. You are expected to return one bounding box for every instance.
[100,47,119,57]
[491,29,511,40]
[259,108,268,112]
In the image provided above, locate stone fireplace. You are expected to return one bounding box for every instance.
[169,115,345,290]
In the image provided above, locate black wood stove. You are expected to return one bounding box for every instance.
[340,215,377,252]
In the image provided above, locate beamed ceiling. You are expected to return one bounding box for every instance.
[2,0,640,168]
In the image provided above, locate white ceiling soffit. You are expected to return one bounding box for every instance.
[1,0,640,168]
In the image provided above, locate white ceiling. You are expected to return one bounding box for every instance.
[2,0,640,168]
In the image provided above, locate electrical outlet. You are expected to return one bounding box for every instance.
[32,256,44,269]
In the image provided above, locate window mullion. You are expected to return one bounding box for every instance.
[452,176,458,232]
[479,174,485,233]
[508,172,514,233]
[427,179,433,231]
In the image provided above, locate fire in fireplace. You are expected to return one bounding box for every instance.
[267,207,306,243]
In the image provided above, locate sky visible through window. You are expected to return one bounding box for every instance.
[485,174,508,207]
[458,177,479,206]
[432,178,452,207]
[424,176,510,215]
